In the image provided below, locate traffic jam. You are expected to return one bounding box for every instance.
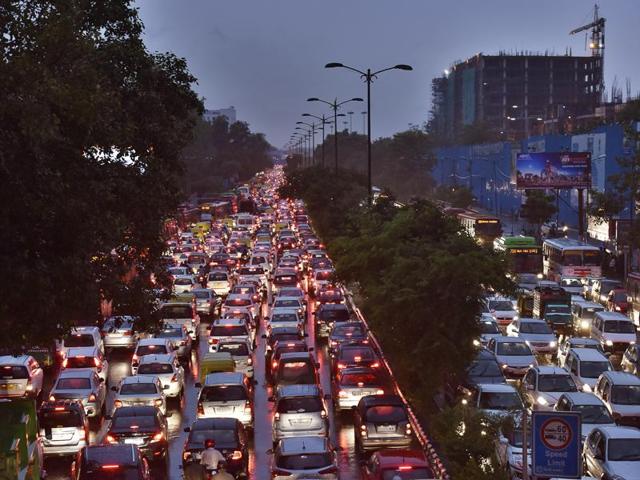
[0,168,443,479]
[453,210,640,479]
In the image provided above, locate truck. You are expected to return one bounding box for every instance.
[0,399,44,480]
[532,286,572,335]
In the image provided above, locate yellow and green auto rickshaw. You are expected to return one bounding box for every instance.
[198,352,236,382]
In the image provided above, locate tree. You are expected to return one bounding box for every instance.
[519,190,557,235]
[0,0,202,347]
[434,185,474,208]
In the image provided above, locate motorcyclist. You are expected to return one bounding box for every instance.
[210,461,235,480]
[201,438,225,475]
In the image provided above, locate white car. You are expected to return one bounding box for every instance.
[206,270,231,296]
[506,317,558,355]
[486,337,537,379]
[267,308,304,331]
[135,353,185,399]
[57,326,104,359]
[196,372,253,427]
[554,392,615,441]
[521,366,578,410]
[557,337,604,368]
[111,375,168,416]
[173,274,196,294]
[594,371,640,427]
[495,427,531,479]
[583,426,640,480]
[212,339,254,378]
[485,296,518,328]
[131,338,175,375]
[0,355,44,399]
[49,368,106,418]
[562,347,613,393]
[62,346,109,384]
[466,383,524,419]
[476,315,502,347]
[221,294,259,320]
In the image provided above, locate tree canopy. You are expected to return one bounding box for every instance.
[0,0,202,347]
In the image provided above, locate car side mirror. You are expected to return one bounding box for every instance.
[163,384,170,390]
[195,382,202,388]
[110,386,118,392]
[266,448,273,455]
[324,393,332,401]
[165,412,173,418]
[261,334,267,339]
[99,377,104,383]
[268,396,274,402]
[183,427,191,433]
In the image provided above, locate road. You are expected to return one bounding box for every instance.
[44,279,363,479]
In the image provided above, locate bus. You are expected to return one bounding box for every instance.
[457,210,502,245]
[542,238,602,282]
[494,236,543,275]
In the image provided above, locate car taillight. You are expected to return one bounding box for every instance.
[360,425,367,436]
[114,400,123,408]
[247,357,253,366]
[208,338,218,345]
[338,391,348,398]
[88,393,97,402]
[151,432,164,443]
[321,409,327,418]
[371,362,380,368]
[230,450,243,460]
[398,465,413,471]
[131,355,139,365]
[62,359,68,368]
[244,401,252,413]
[272,360,278,369]
[337,363,346,369]
[405,424,412,436]
[123,331,132,336]
[154,398,163,407]
[274,412,280,421]
[105,435,117,444]
[48,395,55,401]
[198,402,204,415]
[376,389,385,395]
[171,374,178,382]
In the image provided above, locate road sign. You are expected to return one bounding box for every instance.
[531,411,582,478]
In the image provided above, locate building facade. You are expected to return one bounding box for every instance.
[203,106,237,124]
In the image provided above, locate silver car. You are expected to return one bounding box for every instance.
[271,384,328,442]
[153,324,192,361]
[38,400,89,457]
[213,339,254,378]
[101,316,139,350]
[333,366,385,411]
[135,353,185,399]
[111,375,168,416]
[583,426,640,479]
[49,368,106,418]
[196,372,253,428]
[193,288,219,318]
[270,436,338,480]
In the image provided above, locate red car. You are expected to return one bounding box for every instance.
[607,288,629,314]
[361,449,435,479]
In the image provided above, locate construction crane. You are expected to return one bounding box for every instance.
[570,4,605,99]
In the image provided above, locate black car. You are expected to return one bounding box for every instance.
[328,321,368,354]
[267,339,312,382]
[315,304,351,339]
[71,444,150,479]
[104,406,168,465]
[464,348,507,387]
[182,418,249,477]
[354,394,412,454]
[263,325,305,365]
[332,343,380,375]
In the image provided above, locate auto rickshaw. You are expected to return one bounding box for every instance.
[198,352,235,382]
[517,290,534,318]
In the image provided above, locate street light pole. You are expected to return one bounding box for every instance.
[325,62,413,204]
[297,121,317,166]
[303,113,332,168]
[348,111,354,133]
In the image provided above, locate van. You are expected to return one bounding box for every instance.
[270,384,328,442]
[594,371,640,428]
[591,311,637,354]
[572,301,605,335]
[563,347,613,393]
[38,400,89,457]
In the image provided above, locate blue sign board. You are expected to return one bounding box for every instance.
[531,411,582,478]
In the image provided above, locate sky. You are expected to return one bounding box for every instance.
[136,0,640,148]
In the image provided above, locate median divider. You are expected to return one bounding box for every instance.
[344,290,450,479]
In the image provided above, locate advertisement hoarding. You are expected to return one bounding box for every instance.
[516,152,591,190]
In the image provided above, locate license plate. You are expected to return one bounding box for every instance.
[290,419,311,425]
[125,438,144,445]
[378,425,396,433]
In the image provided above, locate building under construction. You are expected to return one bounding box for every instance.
[430,52,604,141]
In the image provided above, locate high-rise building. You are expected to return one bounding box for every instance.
[430,53,603,141]
[203,106,237,124]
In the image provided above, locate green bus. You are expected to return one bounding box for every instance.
[494,236,543,275]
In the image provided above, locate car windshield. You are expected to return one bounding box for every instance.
[334,324,366,336]
[365,405,407,423]
[193,291,210,299]
[580,361,611,378]
[120,383,157,395]
[155,329,182,339]
[468,360,503,377]
[496,342,531,356]
[612,292,627,302]
[319,308,349,321]
[56,378,90,390]
[175,278,192,285]
[209,273,228,281]
[277,396,323,414]
[479,392,523,410]
[64,334,94,348]
[160,306,191,318]
[274,300,300,308]
[232,287,255,295]
[341,347,375,362]
[104,317,134,330]
[211,325,246,337]
[579,308,601,320]
[200,385,247,402]
[537,375,577,392]
[519,322,553,334]
[39,410,82,429]
[218,343,249,356]
[112,415,158,429]
[341,372,381,387]
[272,313,298,323]
[138,363,173,375]
[573,404,613,424]
[66,357,98,369]
[381,468,435,480]
[480,321,500,334]
[488,300,514,311]
[561,278,583,287]
[189,429,236,447]
[278,289,303,298]
[279,361,315,384]
[611,385,640,405]
[277,453,332,470]
[0,365,28,379]
[137,345,167,356]
[603,320,636,334]
[607,438,640,461]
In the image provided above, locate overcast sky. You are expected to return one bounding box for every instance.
[136,0,640,148]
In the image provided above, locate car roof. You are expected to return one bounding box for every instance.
[122,375,158,384]
[204,372,245,385]
[374,449,428,467]
[279,436,328,454]
[519,317,546,324]
[137,338,170,346]
[276,384,321,398]
[475,349,499,361]
[360,394,404,407]
[0,355,31,365]
[597,426,640,439]
[84,444,139,465]
[191,417,239,430]
[571,347,609,361]
[279,351,313,361]
[494,337,527,344]
[478,383,519,393]
[560,392,604,406]
[112,405,158,417]
[58,368,95,379]
[66,346,100,357]
[213,318,245,326]
[71,326,100,334]
[567,337,600,346]
[596,311,631,321]
[601,371,640,385]
[319,304,349,311]
[536,366,572,376]
[138,353,175,364]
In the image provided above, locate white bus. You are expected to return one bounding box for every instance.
[542,238,602,282]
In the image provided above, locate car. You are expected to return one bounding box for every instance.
[589,278,623,304]
[591,311,637,354]
[559,276,586,296]
[332,343,380,375]
[572,301,605,335]
[157,301,200,341]
[62,346,109,384]
[0,355,44,399]
[555,392,615,440]
[328,321,368,354]
[212,339,254,378]
[182,418,249,477]
[101,316,139,351]
[131,338,174,375]
[267,308,305,331]
[360,449,435,479]
[463,383,524,419]
[521,366,578,410]
[314,304,351,339]
[333,366,386,411]
[606,288,629,314]
[267,339,311,382]
[104,406,168,464]
[583,426,640,479]
[594,371,640,428]
[135,353,185,399]
[462,349,506,388]
[206,270,232,296]
[495,426,532,479]
[153,324,192,361]
[231,283,263,304]
[476,315,502,347]
[270,436,338,479]
[38,400,89,457]
[57,326,104,359]
[271,384,329,442]
[315,287,344,306]
[506,317,558,355]
[49,368,106,419]
[236,265,268,287]
[557,337,604,368]
[273,351,320,388]
[562,347,613,393]
[196,372,253,428]
[208,318,255,352]
[274,287,306,302]
[111,375,167,416]
[70,444,151,480]
[173,274,196,294]
[192,288,219,318]
[263,326,306,360]
[485,296,518,327]
[486,337,537,378]
[621,344,640,375]
[272,268,299,295]
[221,294,259,321]
[272,296,306,317]
[309,269,334,296]
[354,395,413,454]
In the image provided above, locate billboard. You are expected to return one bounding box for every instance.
[516,152,591,189]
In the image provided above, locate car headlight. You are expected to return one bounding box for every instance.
[581,320,589,329]
[513,315,519,321]
[549,341,557,348]
[537,396,549,406]
[537,273,544,279]
[502,364,509,369]
[582,383,592,393]
[606,339,613,346]
[473,339,481,347]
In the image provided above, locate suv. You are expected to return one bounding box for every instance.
[0,355,44,399]
[270,436,338,479]
[594,371,640,428]
[591,311,637,354]
[583,426,640,479]
[521,366,578,410]
[70,445,151,480]
[38,400,89,457]
[58,327,104,359]
[554,392,615,440]
[271,384,329,442]
[354,395,412,454]
[333,366,386,411]
[135,353,185,399]
[563,347,613,393]
[196,372,253,428]
[314,304,350,339]
[361,449,435,480]
[62,346,109,384]
[572,301,605,335]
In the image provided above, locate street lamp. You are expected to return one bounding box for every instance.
[295,125,314,167]
[297,121,317,166]
[325,62,413,204]
[307,96,363,175]
[303,113,333,168]
[347,111,354,132]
